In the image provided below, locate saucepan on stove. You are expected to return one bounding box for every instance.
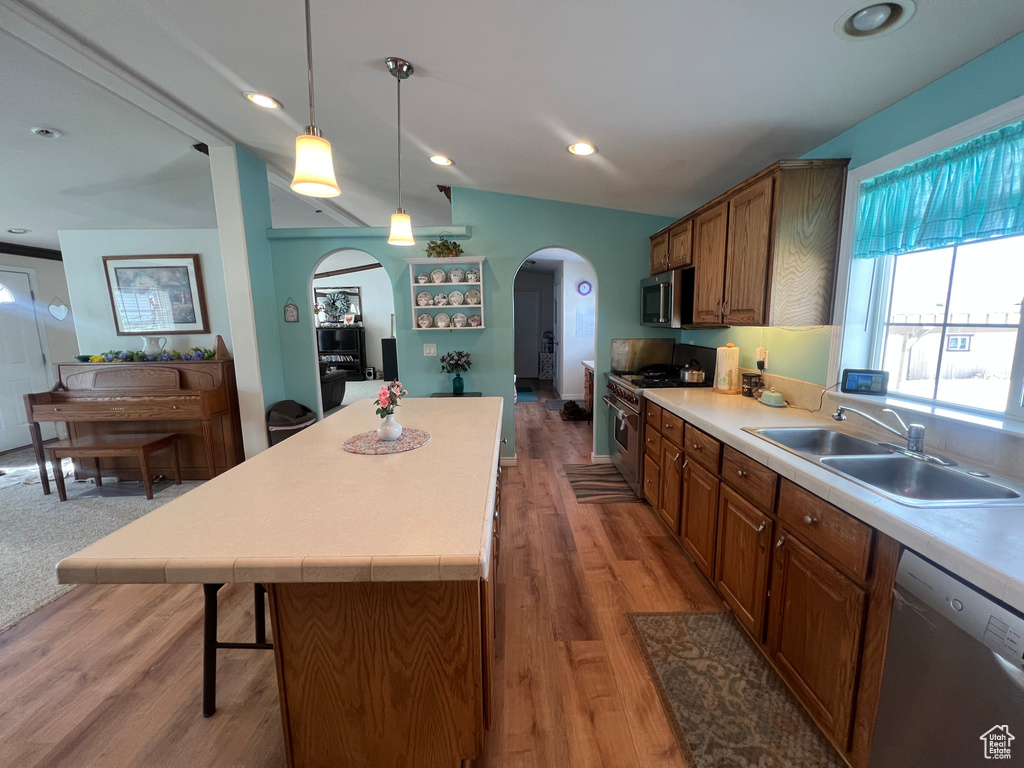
[681,360,705,384]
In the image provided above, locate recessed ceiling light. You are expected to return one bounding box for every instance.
[567,142,597,156]
[835,1,914,39]
[429,155,454,166]
[31,127,62,138]
[244,91,282,109]
[7,228,31,234]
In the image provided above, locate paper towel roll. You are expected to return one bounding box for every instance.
[714,343,741,395]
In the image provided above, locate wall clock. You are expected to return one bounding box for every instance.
[576,280,592,296]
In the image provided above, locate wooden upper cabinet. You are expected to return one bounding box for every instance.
[668,219,693,269]
[715,485,772,641]
[650,232,669,275]
[693,202,729,325]
[648,158,848,327]
[724,176,775,325]
[767,531,867,748]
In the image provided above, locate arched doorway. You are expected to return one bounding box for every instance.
[512,248,598,452]
[310,249,395,416]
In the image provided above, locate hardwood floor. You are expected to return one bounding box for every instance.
[0,384,721,767]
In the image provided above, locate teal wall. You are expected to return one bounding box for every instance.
[236,145,286,406]
[266,189,673,458]
[804,31,1024,170]
[680,32,1024,383]
[677,326,834,386]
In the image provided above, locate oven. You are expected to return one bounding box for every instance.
[604,376,644,496]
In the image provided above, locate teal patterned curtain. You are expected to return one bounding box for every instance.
[853,118,1024,259]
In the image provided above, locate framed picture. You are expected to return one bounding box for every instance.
[103,254,209,336]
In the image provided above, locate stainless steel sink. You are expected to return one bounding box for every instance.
[820,455,1020,503]
[752,427,893,457]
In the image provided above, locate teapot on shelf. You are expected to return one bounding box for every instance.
[141,336,167,356]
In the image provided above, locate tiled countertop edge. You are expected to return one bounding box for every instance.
[644,390,1024,613]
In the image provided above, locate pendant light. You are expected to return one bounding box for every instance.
[290,0,340,197]
[386,57,415,246]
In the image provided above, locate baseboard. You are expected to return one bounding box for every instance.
[590,454,613,464]
[499,455,518,467]
[560,393,584,400]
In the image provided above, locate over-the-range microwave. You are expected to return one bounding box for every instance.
[640,269,692,328]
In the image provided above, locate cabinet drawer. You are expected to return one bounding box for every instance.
[661,412,684,447]
[645,401,663,430]
[685,424,722,475]
[721,446,777,513]
[644,428,663,460]
[778,480,873,580]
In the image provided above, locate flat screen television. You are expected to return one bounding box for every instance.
[317,328,359,353]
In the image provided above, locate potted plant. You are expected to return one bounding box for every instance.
[375,380,408,441]
[440,350,472,395]
[425,237,464,258]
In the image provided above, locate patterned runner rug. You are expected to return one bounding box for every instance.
[563,464,642,503]
[628,612,844,768]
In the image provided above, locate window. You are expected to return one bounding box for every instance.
[873,234,1024,413]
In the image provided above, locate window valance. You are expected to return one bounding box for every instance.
[853,118,1024,259]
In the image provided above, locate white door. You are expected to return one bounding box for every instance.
[514,291,540,378]
[0,269,54,451]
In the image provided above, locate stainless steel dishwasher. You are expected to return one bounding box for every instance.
[870,550,1024,767]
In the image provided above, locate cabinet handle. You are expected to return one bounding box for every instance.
[673,452,681,463]
[681,459,688,469]
[736,469,747,478]
[803,515,819,526]
[756,521,766,533]
[692,443,701,451]
[776,536,785,549]
[647,437,654,443]
[646,478,652,484]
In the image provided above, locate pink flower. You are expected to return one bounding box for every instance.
[378,393,390,407]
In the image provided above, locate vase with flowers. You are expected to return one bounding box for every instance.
[440,350,472,396]
[375,380,408,441]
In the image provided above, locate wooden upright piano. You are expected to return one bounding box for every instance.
[25,360,244,495]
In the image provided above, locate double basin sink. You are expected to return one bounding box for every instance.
[745,427,1021,506]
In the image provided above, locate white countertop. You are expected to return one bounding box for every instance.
[57,397,504,585]
[643,388,1024,612]
[582,360,595,371]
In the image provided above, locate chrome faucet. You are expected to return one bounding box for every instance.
[833,406,926,453]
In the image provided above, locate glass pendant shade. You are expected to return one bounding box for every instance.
[388,210,415,246]
[291,133,340,198]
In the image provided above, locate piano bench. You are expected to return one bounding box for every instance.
[45,433,182,501]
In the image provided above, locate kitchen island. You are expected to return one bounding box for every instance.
[57,396,504,768]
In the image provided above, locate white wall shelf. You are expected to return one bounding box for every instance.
[407,256,486,330]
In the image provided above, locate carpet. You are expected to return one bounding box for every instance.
[0,445,203,634]
[515,386,538,402]
[563,464,642,503]
[628,612,845,768]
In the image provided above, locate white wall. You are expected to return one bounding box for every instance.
[313,250,394,371]
[559,260,597,399]
[0,252,78,377]
[58,229,231,354]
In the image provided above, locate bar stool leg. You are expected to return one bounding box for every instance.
[50,451,68,502]
[171,438,182,485]
[203,583,224,717]
[93,457,103,486]
[254,584,267,644]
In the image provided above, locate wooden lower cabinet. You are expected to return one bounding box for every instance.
[643,453,661,509]
[680,460,719,578]
[659,441,684,535]
[714,485,772,640]
[766,531,867,749]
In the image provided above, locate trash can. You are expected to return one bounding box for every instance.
[267,400,317,446]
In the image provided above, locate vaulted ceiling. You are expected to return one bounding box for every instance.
[2,0,1023,249]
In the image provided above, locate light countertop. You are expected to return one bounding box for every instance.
[643,388,1024,612]
[581,360,595,371]
[57,397,503,585]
